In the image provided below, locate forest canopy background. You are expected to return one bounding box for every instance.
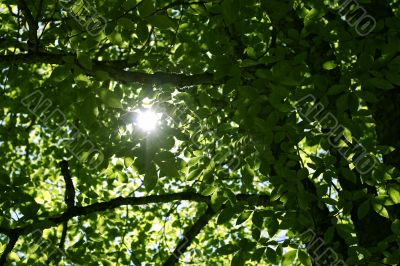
[1,0,400,265]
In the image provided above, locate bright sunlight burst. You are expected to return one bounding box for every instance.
[135,109,161,132]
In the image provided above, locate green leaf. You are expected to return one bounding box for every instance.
[236,211,252,225]
[201,185,216,196]
[77,53,92,70]
[187,169,201,181]
[118,18,136,31]
[322,60,337,70]
[327,85,346,95]
[231,251,245,266]
[124,157,134,168]
[74,74,91,87]
[298,250,312,266]
[0,169,10,186]
[224,189,237,205]
[62,55,75,63]
[158,161,179,177]
[252,247,265,261]
[388,184,400,204]
[108,32,123,45]
[265,247,277,263]
[238,238,256,251]
[8,252,20,262]
[217,206,236,224]
[384,71,400,86]
[216,244,239,255]
[321,197,338,206]
[20,201,40,218]
[341,167,357,184]
[101,91,123,108]
[138,0,155,16]
[252,211,263,229]
[281,250,297,266]
[50,66,71,82]
[255,69,272,79]
[297,168,308,180]
[267,218,279,237]
[251,226,261,240]
[12,175,31,186]
[304,7,320,24]
[242,164,255,187]
[335,223,353,242]
[391,219,400,235]
[136,21,149,42]
[105,21,117,35]
[155,151,174,162]
[372,202,389,219]
[211,191,226,212]
[366,78,394,90]
[324,226,335,243]
[122,0,137,10]
[144,163,158,192]
[357,199,370,219]
[146,15,175,29]
[374,195,395,206]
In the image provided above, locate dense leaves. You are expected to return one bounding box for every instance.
[1,0,400,265]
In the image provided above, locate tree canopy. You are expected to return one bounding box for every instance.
[1,0,400,265]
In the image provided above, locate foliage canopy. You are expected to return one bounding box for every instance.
[1,0,400,265]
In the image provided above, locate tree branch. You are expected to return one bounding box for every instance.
[0,229,22,266]
[0,192,272,264]
[13,193,271,235]
[162,194,274,265]
[0,53,220,87]
[163,206,215,266]
[92,63,217,87]
[59,221,68,250]
[55,160,75,262]
[54,192,211,222]
[59,160,75,210]
[0,52,65,64]
[16,0,38,52]
[36,0,44,20]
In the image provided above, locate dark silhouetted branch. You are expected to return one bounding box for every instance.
[163,207,215,266]
[0,53,220,88]
[0,192,273,265]
[56,160,75,259]
[10,193,272,234]
[16,0,39,51]
[0,229,22,266]
[59,160,75,210]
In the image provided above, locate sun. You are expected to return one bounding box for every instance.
[135,109,161,132]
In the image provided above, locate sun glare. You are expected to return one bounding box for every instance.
[135,109,161,132]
